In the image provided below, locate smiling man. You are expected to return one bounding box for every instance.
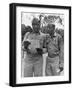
[45,24,64,76]
[22,18,46,77]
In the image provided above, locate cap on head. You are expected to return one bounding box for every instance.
[32,18,40,25]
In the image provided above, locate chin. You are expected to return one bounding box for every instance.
[34,30,39,33]
[36,31,39,33]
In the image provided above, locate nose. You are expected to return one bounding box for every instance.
[34,25,38,27]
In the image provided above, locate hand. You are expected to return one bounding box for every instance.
[24,41,31,49]
[28,45,37,54]
[36,48,43,55]
[59,66,63,72]
[59,62,64,72]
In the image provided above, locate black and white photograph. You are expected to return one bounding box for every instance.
[21,12,64,77]
[10,3,71,87]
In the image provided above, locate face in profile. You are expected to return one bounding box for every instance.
[47,24,55,36]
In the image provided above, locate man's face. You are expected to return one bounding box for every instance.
[32,23,40,33]
[49,28,54,35]
[48,24,55,36]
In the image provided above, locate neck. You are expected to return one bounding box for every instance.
[32,31,40,34]
[50,33,54,38]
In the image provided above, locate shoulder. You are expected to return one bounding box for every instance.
[40,31,50,37]
[39,32,45,38]
[25,32,30,36]
[55,33,62,39]
[24,32,32,38]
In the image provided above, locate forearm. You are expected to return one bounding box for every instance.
[42,48,47,54]
[59,51,64,68]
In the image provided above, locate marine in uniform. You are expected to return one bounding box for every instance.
[45,24,64,76]
[22,18,46,77]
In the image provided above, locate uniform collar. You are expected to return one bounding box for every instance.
[50,32,56,38]
[32,31,40,35]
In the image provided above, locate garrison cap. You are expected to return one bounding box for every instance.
[32,18,40,25]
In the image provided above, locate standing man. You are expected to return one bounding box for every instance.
[45,24,63,76]
[22,18,46,77]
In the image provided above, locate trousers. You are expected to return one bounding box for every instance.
[24,54,43,77]
[45,56,59,76]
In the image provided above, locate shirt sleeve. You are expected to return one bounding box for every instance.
[22,32,30,42]
[43,34,50,48]
[22,32,30,50]
[58,36,64,67]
